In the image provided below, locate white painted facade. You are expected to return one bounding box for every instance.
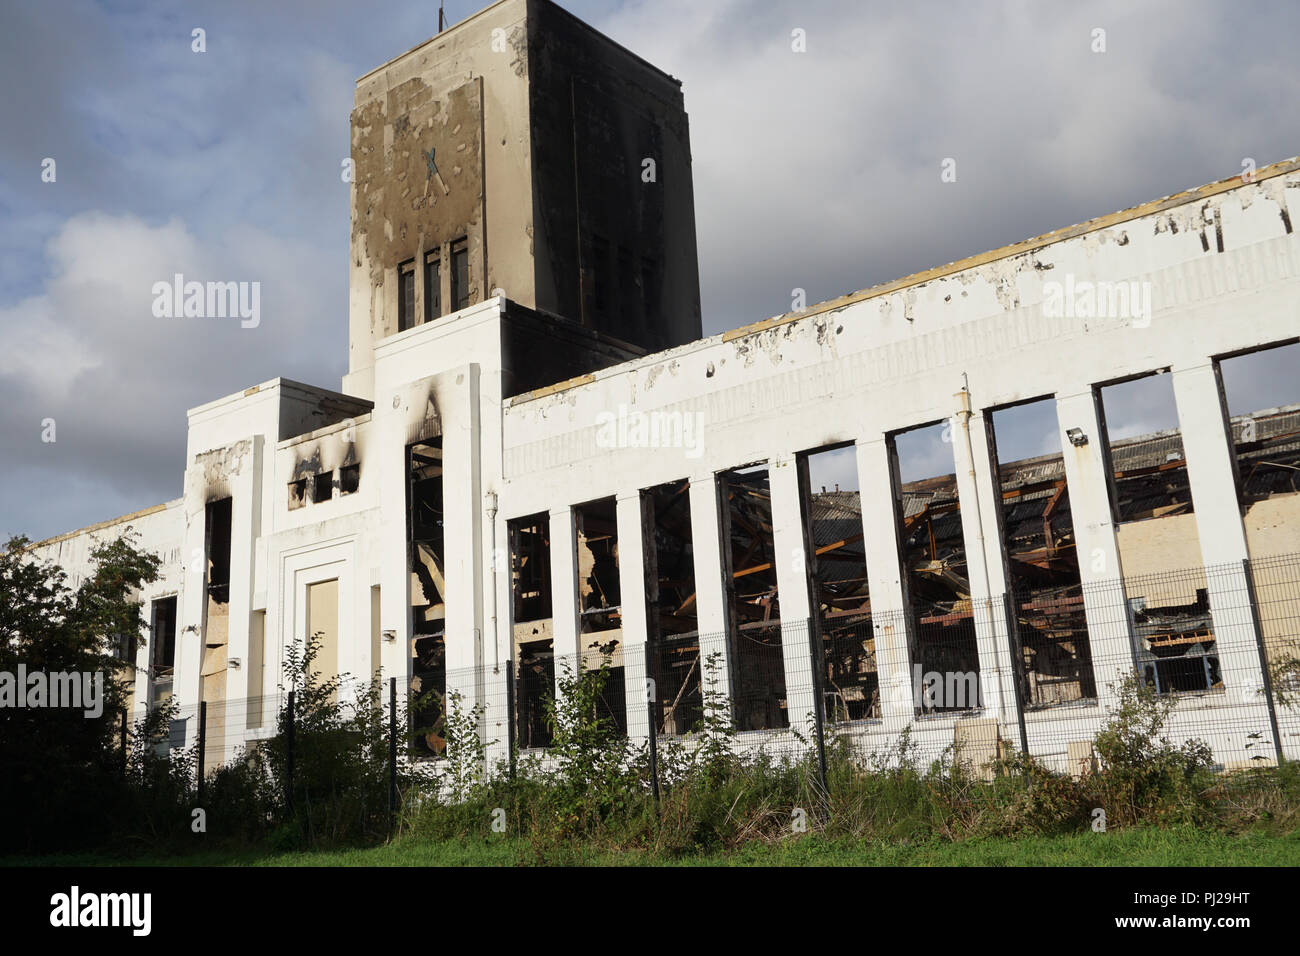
[26,107,1300,771]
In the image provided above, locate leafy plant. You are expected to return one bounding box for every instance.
[1090,672,1215,826]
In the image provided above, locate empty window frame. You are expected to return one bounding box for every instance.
[288,477,308,510]
[889,422,981,714]
[313,471,334,503]
[340,463,360,495]
[1097,372,1196,525]
[424,249,442,322]
[1129,564,1221,695]
[643,479,702,736]
[1217,340,1300,514]
[510,514,552,625]
[574,497,626,737]
[988,398,1094,707]
[1220,341,1300,689]
[398,259,417,332]
[719,464,787,731]
[112,626,136,665]
[575,497,621,633]
[150,595,178,704]
[202,497,233,711]
[509,513,553,748]
[407,440,446,755]
[1097,373,1214,694]
[798,444,876,722]
[450,237,470,312]
[517,639,555,750]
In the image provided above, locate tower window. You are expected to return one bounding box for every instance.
[398,259,416,332]
[450,238,469,311]
[424,250,442,321]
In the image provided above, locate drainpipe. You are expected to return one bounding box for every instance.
[485,490,499,672]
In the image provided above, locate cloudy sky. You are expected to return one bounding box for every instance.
[2,0,1298,541]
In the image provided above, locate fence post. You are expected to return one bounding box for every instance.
[1243,558,1285,765]
[120,708,128,775]
[196,700,207,804]
[807,618,829,798]
[505,659,517,782]
[388,676,398,820]
[1003,593,1031,757]
[645,641,660,805]
[285,690,295,815]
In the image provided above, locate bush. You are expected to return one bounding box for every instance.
[1089,673,1215,827]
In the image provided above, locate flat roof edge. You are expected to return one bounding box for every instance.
[355,0,682,89]
[355,0,521,84]
[21,499,182,553]
[722,155,1300,344]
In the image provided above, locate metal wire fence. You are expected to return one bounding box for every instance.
[128,552,1300,806]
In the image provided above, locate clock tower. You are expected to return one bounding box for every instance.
[345,0,703,398]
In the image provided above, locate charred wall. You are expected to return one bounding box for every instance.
[526,0,702,350]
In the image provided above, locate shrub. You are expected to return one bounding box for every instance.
[1089,672,1215,827]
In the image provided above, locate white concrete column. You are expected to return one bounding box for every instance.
[376,385,415,687]
[549,505,580,689]
[441,365,484,715]
[1172,362,1267,704]
[1055,389,1133,707]
[615,491,651,743]
[484,501,513,770]
[177,486,209,733]
[688,474,734,721]
[769,455,818,735]
[952,400,1022,736]
[855,437,914,730]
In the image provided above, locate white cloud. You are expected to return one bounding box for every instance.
[0,212,344,539]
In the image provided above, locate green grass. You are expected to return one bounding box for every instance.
[8,827,1299,867]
